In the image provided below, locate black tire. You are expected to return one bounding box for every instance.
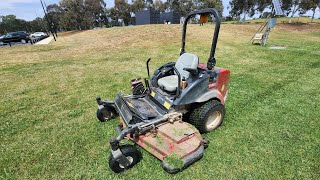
[201,138,210,149]
[189,100,225,133]
[109,145,142,173]
[96,106,116,122]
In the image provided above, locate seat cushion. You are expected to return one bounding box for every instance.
[158,75,178,92]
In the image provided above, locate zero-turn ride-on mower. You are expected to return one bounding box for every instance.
[95,8,230,174]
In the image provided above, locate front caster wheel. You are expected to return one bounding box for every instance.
[109,145,142,173]
[96,106,116,122]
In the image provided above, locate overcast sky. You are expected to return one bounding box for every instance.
[0,0,319,21]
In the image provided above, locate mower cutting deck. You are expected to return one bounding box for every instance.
[95,8,230,173]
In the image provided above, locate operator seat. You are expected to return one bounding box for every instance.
[158,53,199,92]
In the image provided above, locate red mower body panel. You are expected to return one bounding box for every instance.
[198,63,230,104]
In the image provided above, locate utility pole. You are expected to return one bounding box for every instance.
[42,0,58,38]
[40,0,56,41]
[35,11,48,33]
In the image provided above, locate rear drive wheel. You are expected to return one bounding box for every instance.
[189,100,225,133]
[21,39,27,44]
[96,106,116,122]
[109,145,142,173]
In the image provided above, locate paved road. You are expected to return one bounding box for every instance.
[0,42,33,48]
[0,36,53,48]
[35,36,53,45]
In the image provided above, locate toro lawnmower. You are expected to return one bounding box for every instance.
[96,8,230,173]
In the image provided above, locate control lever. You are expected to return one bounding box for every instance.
[146,58,151,79]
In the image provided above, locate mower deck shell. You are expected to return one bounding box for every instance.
[130,120,202,160]
[128,120,204,170]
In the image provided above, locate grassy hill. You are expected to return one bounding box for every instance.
[0,23,320,179]
[223,17,320,24]
[248,17,320,23]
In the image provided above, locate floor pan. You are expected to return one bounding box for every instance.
[125,96,166,120]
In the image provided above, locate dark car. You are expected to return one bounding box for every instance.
[0,32,30,45]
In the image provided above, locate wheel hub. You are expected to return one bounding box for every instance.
[101,109,112,120]
[119,156,133,168]
[206,111,222,130]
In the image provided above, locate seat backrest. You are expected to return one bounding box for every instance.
[175,53,199,79]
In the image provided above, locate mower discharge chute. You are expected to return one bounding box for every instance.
[96,8,230,173]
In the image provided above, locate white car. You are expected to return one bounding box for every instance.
[0,35,4,46]
[30,32,47,38]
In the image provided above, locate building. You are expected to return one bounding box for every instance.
[135,9,160,25]
[160,12,181,24]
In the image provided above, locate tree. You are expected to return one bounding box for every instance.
[229,0,256,21]
[29,17,47,32]
[215,0,224,18]
[112,0,131,25]
[59,0,106,30]
[153,0,166,12]
[165,0,195,16]
[171,0,180,12]
[131,0,146,13]
[299,0,320,22]
[196,0,224,18]
[0,15,49,34]
[145,0,154,8]
[281,0,301,22]
[85,0,107,27]
[0,15,29,34]
[47,4,64,31]
[255,0,271,12]
[60,0,87,29]
[179,0,197,16]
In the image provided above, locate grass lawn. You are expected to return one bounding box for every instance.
[1,22,320,179]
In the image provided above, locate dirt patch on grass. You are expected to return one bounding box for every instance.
[58,31,86,37]
[276,23,320,32]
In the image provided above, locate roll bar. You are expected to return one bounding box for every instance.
[181,8,221,70]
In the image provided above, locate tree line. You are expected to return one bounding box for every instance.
[0,0,319,34]
[230,0,320,22]
[44,0,224,30]
[0,15,47,35]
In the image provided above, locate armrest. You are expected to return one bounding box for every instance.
[183,67,198,75]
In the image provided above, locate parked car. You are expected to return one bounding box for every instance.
[0,32,30,44]
[0,35,4,45]
[30,32,47,38]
